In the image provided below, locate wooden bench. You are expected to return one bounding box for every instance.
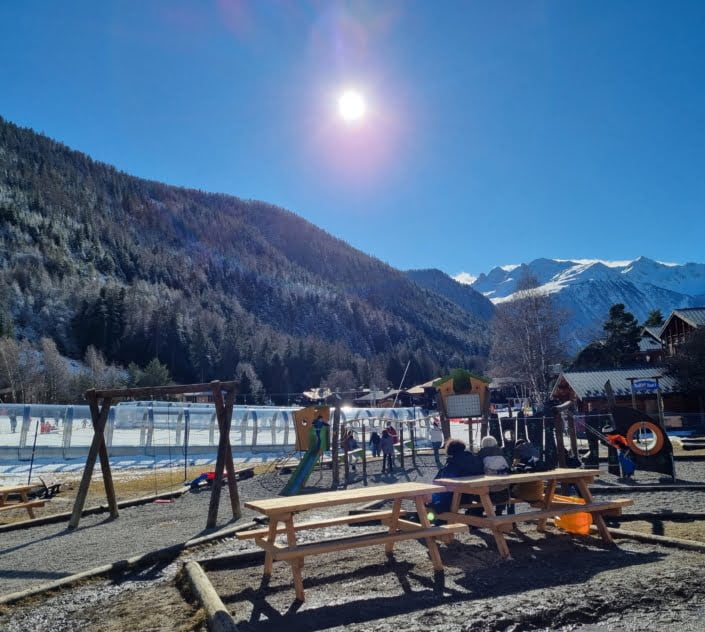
[241,481,467,601]
[438,498,633,528]
[435,468,634,559]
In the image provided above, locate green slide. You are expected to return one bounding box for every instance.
[281,424,328,496]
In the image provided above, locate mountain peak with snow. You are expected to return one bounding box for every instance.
[454,257,705,348]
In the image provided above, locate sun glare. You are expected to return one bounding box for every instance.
[338,90,366,122]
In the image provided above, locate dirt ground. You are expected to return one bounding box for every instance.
[2,454,705,631]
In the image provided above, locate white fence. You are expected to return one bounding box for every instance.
[0,403,438,459]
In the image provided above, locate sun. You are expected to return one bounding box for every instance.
[338,90,366,122]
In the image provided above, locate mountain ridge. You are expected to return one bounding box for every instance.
[0,115,490,395]
[458,257,705,347]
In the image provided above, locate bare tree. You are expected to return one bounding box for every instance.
[489,276,567,406]
[0,337,42,402]
[41,337,70,403]
[322,369,356,394]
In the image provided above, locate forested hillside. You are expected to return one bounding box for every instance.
[0,116,490,401]
[405,269,495,322]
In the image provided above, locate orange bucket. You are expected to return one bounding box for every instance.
[553,495,593,535]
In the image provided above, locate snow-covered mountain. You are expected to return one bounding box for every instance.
[460,257,705,349]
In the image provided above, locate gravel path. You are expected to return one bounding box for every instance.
[1,457,704,630]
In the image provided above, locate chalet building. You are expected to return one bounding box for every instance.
[353,389,399,407]
[550,367,685,418]
[639,326,665,363]
[404,378,440,409]
[660,307,705,355]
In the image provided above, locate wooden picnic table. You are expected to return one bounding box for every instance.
[0,484,45,519]
[434,468,633,559]
[238,481,467,601]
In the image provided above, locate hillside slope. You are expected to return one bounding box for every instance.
[0,116,489,394]
[405,268,495,321]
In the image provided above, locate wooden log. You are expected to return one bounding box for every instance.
[184,561,238,632]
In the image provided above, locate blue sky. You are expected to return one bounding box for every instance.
[2,1,704,280]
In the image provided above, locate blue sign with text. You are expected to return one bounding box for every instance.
[633,379,658,392]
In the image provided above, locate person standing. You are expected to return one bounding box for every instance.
[386,423,398,445]
[369,430,381,457]
[380,429,395,474]
[342,429,358,471]
[429,421,444,467]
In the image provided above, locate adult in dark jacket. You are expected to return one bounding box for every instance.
[431,439,484,514]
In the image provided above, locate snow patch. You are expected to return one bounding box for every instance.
[453,272,477,285]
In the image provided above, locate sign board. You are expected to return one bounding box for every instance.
[632,379,658,393]
[445,394,482,418]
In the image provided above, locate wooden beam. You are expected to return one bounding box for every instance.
[270,524,467,561]
[88,392,119,520]
[206,382,240,528]
[68,393,113,529]
[221,386,240,520]
[87,380,237,400]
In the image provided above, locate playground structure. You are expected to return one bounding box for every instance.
[67,381,241,530]
[279,406,330,495]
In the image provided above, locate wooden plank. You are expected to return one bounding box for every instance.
[245,482,445,515]
[270,524,468,561]
[89,380,237,399]
[236,510,408,539]
[435,468,600,490]
[0,485,34,494]
[438,499,633,528]
[0,500,45,512]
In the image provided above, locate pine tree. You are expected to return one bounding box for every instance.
[603,304,640,367]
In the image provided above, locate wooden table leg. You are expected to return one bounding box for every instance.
[414,497,444,571]
[20,491,35,519]
[263,516,281,578]
[284,515,305,601]
[450,490,461,513]
[479,492,512,559]
[538,479,557,532]
[385,498,403,554]
[575,478,613,544]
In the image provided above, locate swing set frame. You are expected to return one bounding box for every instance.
[68,380,240,530]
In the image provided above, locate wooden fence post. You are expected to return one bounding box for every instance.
[361,425,367,486]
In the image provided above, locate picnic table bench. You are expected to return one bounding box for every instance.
[238,481,467,601]
[434,468,632,559]
[0,484,46,519]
